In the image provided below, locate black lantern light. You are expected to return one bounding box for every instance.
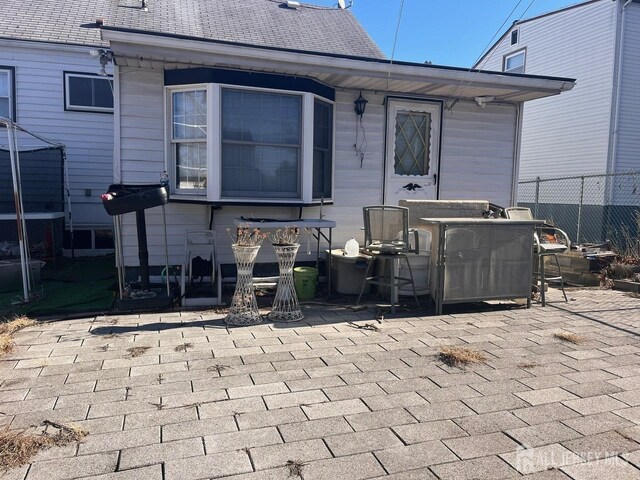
[353,91,368,117]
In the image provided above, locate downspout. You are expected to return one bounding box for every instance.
[608,0,630,201]
[511,102,523,207]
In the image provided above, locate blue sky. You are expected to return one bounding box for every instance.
[310,0,580,66]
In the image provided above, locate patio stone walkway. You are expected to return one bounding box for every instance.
[1,288,639,479]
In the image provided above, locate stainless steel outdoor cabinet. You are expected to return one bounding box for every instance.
[420,218,542,315]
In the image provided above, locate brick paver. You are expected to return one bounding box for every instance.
[0,288,637,479]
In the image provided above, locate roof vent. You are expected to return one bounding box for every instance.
[95,17,104,26]
[284,1,301,9]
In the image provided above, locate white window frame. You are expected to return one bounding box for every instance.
[503,50,526,74]
[165,83,335,204]
[64,72,114,113]
[0,66,15,121]
[166,84,210,197]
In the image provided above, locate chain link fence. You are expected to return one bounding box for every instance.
[518,171,640,252]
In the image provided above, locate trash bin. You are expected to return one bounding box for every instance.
[329,249,371,295]
[294,266,318,300]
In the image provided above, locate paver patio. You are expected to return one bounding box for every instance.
[0,287,639,479]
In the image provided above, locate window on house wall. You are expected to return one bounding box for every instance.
[511,29,519,45]
[64,72,113,113]
[171,89,207,191]
[503,51,525,74]
[313,99,333,199]
[221,89,301,199]
[166,83,334,204]
[0,67,15,121]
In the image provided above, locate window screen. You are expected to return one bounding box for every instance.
[172,90,207,191]
[313,99,333,199]
[0,68,14,120]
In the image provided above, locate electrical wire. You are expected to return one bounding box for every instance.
[445,0,536,109]
[385,0,406,93]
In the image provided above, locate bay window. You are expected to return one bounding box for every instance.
[167,80,334,204]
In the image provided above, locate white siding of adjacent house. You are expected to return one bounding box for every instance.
[0,41,114,227]
[118,66,519,267]
[614,2,640,174]
[479,0,616,185]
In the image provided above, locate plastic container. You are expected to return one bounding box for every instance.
[344,238,359,257]
[329,249,370,295]
[293,266,318,300]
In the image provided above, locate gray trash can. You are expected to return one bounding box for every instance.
[329,249,371,295]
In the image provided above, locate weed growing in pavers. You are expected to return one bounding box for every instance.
[96,345,110,352]
[174,343,194,353]
[553,332,584,344]
[438,346,486,368]
[285,460,306,478]
[207,364,230,374]
[0,421,87,470]
[157,373,164,384]
[0,316,35,355]
[150,401,165,410]
[127,346,151,358]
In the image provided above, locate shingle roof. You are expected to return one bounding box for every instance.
[0,0,385,59]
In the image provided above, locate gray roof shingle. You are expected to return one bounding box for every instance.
[0,0,385,59]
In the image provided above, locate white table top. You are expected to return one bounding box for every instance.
[0,212,65,221]
[234,218,336,229]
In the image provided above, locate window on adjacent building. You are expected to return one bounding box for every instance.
[64,72,113,113]
[503,50,525,74]
[511,29,519,45]
[0,67,15,121]
[167,84,334,204]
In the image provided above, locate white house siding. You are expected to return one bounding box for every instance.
[439,101,517,208]
[479,0,616,192]
[118,66,518,267]
[0,41,114,227]
[613,3,640,176]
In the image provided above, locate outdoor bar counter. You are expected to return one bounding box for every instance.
[420,217,543,315]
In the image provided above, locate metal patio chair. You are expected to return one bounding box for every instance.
[504,207,569,305]
[355,205,419,313]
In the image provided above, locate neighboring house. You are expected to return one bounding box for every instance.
[475,0,640,241]
[0,1,115,253]
[94,0,574,269]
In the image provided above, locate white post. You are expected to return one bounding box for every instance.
[3,118,31,300]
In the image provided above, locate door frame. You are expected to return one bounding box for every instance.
[383,96,444,204]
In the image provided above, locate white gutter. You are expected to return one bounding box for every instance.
[101,29,575,97]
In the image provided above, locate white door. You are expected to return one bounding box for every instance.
[384,99,442,205]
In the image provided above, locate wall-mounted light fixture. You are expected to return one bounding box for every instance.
[354,91,368,117]
[89,49,114,76]
[474,96,495,108]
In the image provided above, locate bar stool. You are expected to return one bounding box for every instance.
[355,206,420,313]
[504,207,570,306]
